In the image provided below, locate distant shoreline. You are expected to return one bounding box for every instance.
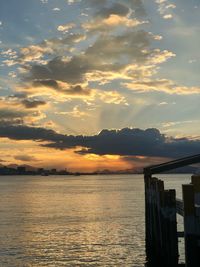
[0,172,195,176]
[0,164,197,176]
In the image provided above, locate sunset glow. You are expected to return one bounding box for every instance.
[0,0,200,171]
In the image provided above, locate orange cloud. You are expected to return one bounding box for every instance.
[0,138,134,172]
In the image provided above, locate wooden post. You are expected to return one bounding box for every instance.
[146,177,163,265]
[161,189,179,267]
[144,172,152,264]
[183,175,200,267]
[149,178,160,264]
[145,175,178,267]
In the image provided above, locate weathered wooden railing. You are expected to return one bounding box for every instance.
[144,154,200,267]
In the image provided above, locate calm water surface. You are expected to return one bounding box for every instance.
[0,174,191,266]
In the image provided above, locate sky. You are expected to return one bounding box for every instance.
[0,0,200,172]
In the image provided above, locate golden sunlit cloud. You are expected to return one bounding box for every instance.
[124,79,200,95]
[83,14,146,33]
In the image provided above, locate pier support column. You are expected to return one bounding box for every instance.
[183,175,200,267]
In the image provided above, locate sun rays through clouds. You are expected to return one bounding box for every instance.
[0,0,200,171]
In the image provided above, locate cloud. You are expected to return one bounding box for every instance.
[27,56,90,84]
[32,79,91,96]
[5,93,47,107]
[124,79,200,94]
[14,155,39,162]
[95,3,130,18]
[21,99,47,109]
[3,34,86,66]
[129,0,147,17]
[3,0,195,126]
[155,0,176,19]
[33,79,59,89]
[17,79,128,105]
[0,123,64,142]
[0,96,46,124]
[0,108,45,125]
[67,0,78,4]
[53,8,60,11]
[42,128,200,158]
[11,0,171,100]
[162,120,199,128]
[56,105,90,118]
[23,30,163,91]
[82,1,147,33]
[84,31,153,62]
[0,124,200,159]
[57,23,75,32]
[163,14,173,19]
[5,0,182,102]
[1,49,17,58]
[97,91,128,105]
[1,49,18,66]
[0,108,27,120]
[19,45,53,63]
[84,0,146,17]
[83,15,145,33]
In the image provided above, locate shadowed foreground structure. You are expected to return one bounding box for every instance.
[144,154,200,267]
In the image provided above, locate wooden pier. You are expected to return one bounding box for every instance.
[144,154,200,267]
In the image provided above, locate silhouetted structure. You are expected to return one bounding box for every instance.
[144,154,200,267]
[0,166,69,176]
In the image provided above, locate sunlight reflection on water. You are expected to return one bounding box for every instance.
[0,174,190,266]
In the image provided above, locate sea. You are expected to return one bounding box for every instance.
[0,174,192,267]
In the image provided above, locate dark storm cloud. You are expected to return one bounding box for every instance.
[0,123,200,159]
[71,85,90,95]
[21,99,46,109]
[33,79,59,89]
[0,108,28,119]
[26,30,153,88]
[29,56,90,84]
[73,128,200,158]
[0,123,64,142]
[4,94,46,109]
[32,79,90,95]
